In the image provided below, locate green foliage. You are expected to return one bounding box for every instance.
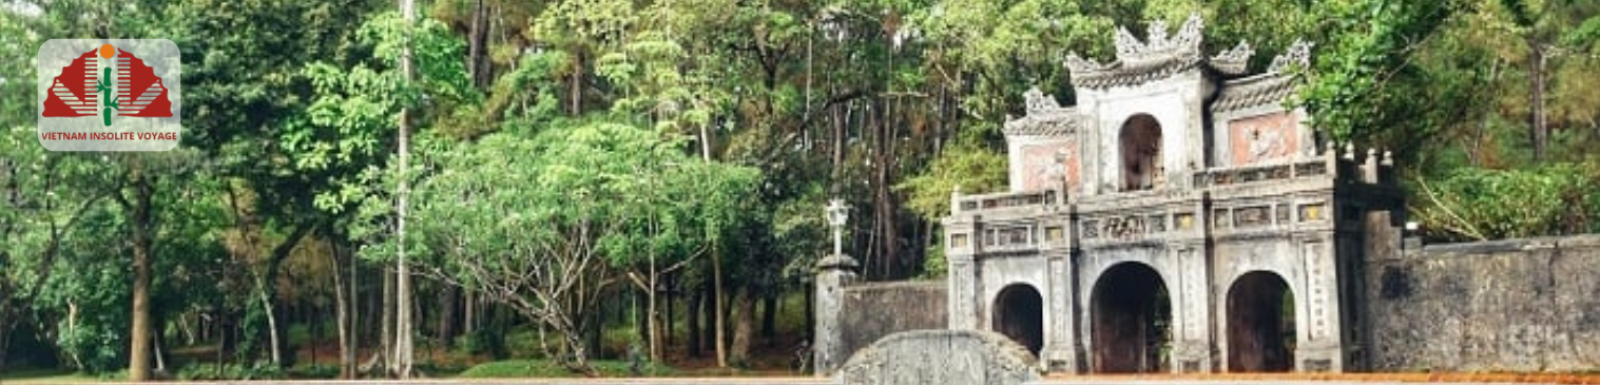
[911,0,1112,123]
[1413,163,1600,241]
[5,0,1600,372]
[1568,16,1600,54]
[896,139,1009,221]
[294,11,478,216]
[1299,0,1462,144]
[351,116,762,368]
[174,362,286,381]
[456,329,509,358]
[284,364,341,379]
[48,263,129,374]
[898,137,1008,279]
[456,359,677,378]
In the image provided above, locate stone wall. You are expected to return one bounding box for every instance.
[1367,235,1600,372]
[839,281,948,361]
[838,329,1039,385]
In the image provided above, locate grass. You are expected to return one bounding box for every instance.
[456,358,678,378]
[0,368,117,384]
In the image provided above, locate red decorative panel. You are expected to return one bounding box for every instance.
[1018,140,1080,193]
[1228,112,1299,165]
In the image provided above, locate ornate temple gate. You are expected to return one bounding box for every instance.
[939,13,1406,375]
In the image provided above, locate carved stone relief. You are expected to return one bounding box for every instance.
[1021,141,1080,193]
[1229,112,1299,165]
[1103,215,1148,239]
[1304,242,1328,340]
[1234,206,1270,228]
[1182,249,1204,339]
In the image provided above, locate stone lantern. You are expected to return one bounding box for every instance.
[814,198,858,376]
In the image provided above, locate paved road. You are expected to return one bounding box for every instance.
[17,378,834,385]
[1034,380,1558,385]
[25,373,1596,385]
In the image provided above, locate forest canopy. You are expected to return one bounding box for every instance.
[1,0,1598,381]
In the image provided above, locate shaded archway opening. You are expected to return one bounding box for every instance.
[1090,262,1172,373]
[992,284,1044,357]
[1226,271,1297,372]
[1119,114,1163,191]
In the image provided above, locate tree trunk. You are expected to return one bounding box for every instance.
[216,307,233,366]
[466,0,490,88]
[310,301,319,366]
[803,284,813,342]
[729,290,756,367]
[153,325,166,374]
[0,300,13,372]
[713,246,727,367]
[586,311,602,362]
[570,51,583,115]
[464,291,475,335]
[438,285,459,349]
[380,267,395,374]
[687,285,702,358]
[665,280,675,348]
[1471,60,1503,167]
[647,281,662,362]
[760,295,777,346]
[1529,42,1548,162]
[876,99,900,278]
[332,236,354,379]
[395,0,418,378]
[127,163,153,382]
[261,225,311,366]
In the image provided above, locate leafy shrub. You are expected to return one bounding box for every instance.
[456,359,573,378]
[456,329,507,358]
[1413,162,1600,241]
[175,362,285,381]
[456,359,677,378]
[285,363,339,379]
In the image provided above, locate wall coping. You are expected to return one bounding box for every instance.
[1413,233,1600,255]
[842,280,945,291]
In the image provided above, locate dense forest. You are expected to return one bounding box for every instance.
[1,0,1599,381]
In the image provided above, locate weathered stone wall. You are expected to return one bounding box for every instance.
[839,281,948,361]
[838,329,1039,385]
[1367,235,1600,372]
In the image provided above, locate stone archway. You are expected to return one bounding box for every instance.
[1226,271,1296,372]
[1119,114,1163,191]
[992,284,1045,357]
[1090,262,1172,373]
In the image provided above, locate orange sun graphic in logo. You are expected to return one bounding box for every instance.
[98,43,115,59]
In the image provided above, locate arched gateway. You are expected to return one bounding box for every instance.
[939,12,1405,375]
[1227,271,1296,372]
[992,284,1045,356]
[1090,263,1171,373]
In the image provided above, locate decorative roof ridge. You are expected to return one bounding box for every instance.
[1063,16,1316,91]
[1023,86,1067,115]
[1209,40,1254,76]
[1268,40,1313,74]
[1209,40,1315,113]
[1064,13,1208,90]
[1211,73,1299,114]
[1004,87,1083,136]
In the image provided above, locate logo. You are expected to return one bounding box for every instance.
[37,39,181,152]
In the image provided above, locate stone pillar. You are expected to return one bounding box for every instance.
[814,253,859,376]
[1040,253,1081,373]
[1296,240,1345,372]
[947,251,978,330]
[1361,148,1378,184]
[1170,245,1214,373]
[946,216,981,331]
